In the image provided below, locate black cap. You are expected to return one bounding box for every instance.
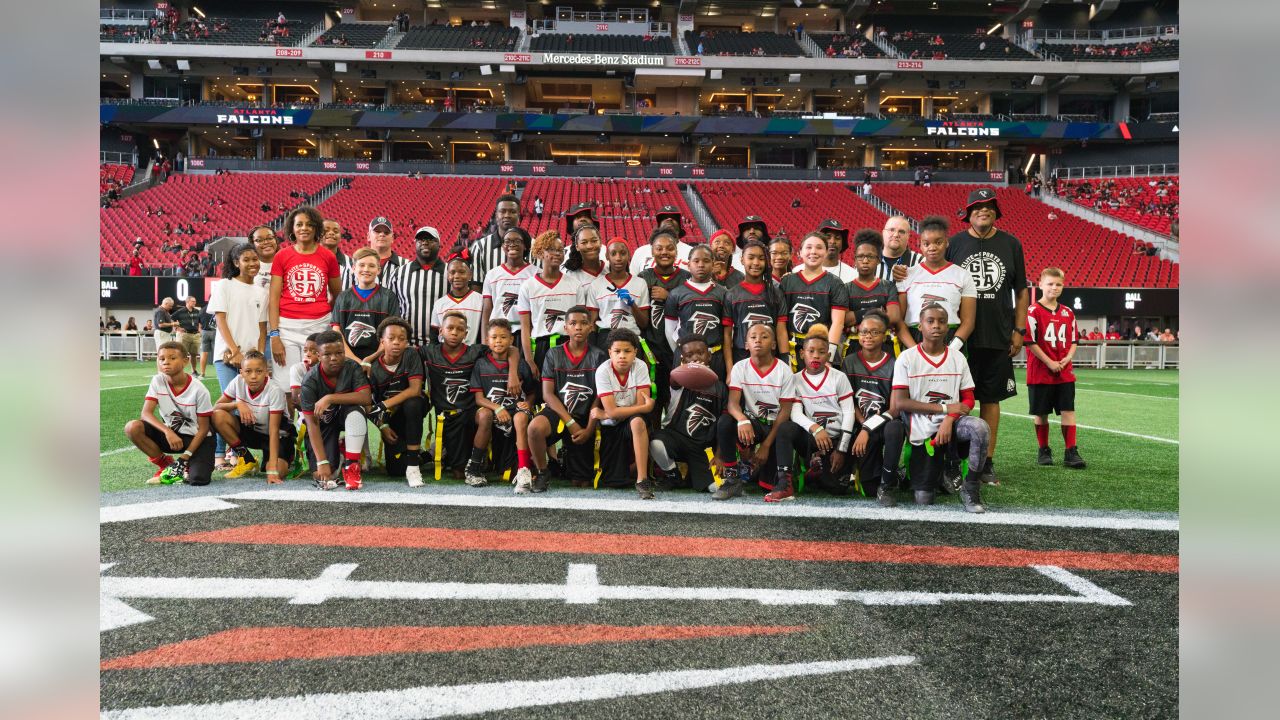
[959,187,1003,223]
[815,218,849,249]
[565,201,599,239]
[655,205,685,238]
[736,215,771,247]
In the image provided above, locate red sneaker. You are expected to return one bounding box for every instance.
[342,460,363,490]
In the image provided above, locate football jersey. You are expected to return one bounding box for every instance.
[583,273,651,333]
[714,268,746,289]
[897,262,976,327]
[892,345,975,443]
[662,381,727,445]
[368,350,425,402]
[145,373,213,436]
[516,274,583,339]
[728,357,796,424]
[639,268,690,363]
[595,359,651,409]
[541,343,608,421]
[469,352,537,413]
[844,277,899,324]
[298,360,370,424]
[842,350,895,419]
[1025,301,1078,385]
[779,270,850,336]
[791,367,854,433]
[665,280,728,350]
[431,290,485,346]
[222,375,287,434]
[420,343,487,412]
[481,262,536,325]
[330,285,400,361]
[630,241,692,275]
[288,361,313,391]
[723,281,786,351]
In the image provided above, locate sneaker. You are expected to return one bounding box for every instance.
[764,472,795,502]
[531,472,550,493]
[463,465,489,487]
[342,460,362,491]
[636,478,656,500]
[941,460,963,494]
[158,458,188,485]
[286,453,308,480]
[147,466,166,485]
[1063,447,1087,469]
[876,482,897,508]
[712,477,744,501]
[655,466,686,491]
[213,458,233,472]
[979,458,1000,486]
[808,452,826,480]
[225,449,258,479]
[1037,447,1053,466]
[314,475,341,491]
[913,490,936,505]
[405,465,424,488]
[513,467,533,494]
[959,481,986,513]
[545,456,565,480]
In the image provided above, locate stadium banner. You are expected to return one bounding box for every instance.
[1055,288,1179,316]
[540,52,667,67]
[100,275,209,308]
[99,103,1177,140]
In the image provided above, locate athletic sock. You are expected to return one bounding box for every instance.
[149,455,172,468]
[1035,423,1050,448]
[404,449,420,467]
[1062,424,1077,448]
[517,449,531,469]
[469,447,486,465]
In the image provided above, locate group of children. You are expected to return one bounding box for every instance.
[124,211,1085,511]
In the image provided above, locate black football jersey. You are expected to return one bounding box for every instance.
[662,381,727,445]
[470,352,537,412]
[723,281,785,351]
[540,343,608,421]
[299,360,370,424]
[368,350,424,402]
[665,281,729,350]
[841,350,894,420]
[330,286,401,360]
[844,277,898,325]
[779,270,850,336]
[639,268,689,365]
[420,343,487,412]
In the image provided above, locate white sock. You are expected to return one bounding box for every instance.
[649,438,675,472]
[343,410,367,456]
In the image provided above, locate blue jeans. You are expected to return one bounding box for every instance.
[212,360,240,456]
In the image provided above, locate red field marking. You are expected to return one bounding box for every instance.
[100,624,806,670]
[156,524,1179,573]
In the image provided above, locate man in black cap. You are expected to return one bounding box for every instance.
[355,216,405,288]
[457,194,520,291]
[792,218,856,282]
[630,205,692,275]
[946,187,1028,486]
[564,201,599,240]
[734,215,770,272]
[391,226,450,347]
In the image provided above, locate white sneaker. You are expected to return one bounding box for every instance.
[513,467,533,495]
[405,465,424,488]
[464,470,488,487]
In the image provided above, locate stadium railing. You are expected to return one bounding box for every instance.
[1031,25,1178,42]
[1057,164,1179,180]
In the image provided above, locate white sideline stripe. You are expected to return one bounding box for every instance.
[1075,388,1178,401]
[220,489,1180,532]
[1001,412,1178,444]
[101,446,132,457]
[99,563,155,632]
[100,497,239,524]
[101,383,152,391]
[1032,565,1133,606]
[101,655,918,720]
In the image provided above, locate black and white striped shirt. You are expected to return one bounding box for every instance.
[339,253,404,291]
[389,258,448,347]
[466,233,504,290]
[878,250,922,283]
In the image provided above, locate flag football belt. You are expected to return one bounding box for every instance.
[638,338,657,384]
[433,408,462,482]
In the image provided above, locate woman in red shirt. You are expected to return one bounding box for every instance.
[268,206,342,372]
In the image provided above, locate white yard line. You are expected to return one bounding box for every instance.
[1001,412,1178,445]
[100,497,239,524]
[1075,388,1178,401]
[100,446,133,457]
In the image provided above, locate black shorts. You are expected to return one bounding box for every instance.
[1028,382,1075,416]
[651,427,716,491]
[430,407,476,471]
[532,407,596,483]
[239,422,298,463]
[140,424,215,485]
[966,347,1017,403]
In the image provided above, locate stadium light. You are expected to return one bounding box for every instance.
[192,6,205,18]
[987,23,1003,35]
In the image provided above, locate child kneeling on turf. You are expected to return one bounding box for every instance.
[366,316,426,487]
[650,335,727,492]
[713,323,797,501]
[1025,267,1086,469]
[299,330,372,490]
[123,341,215,486]
[595,328,657,498]
[884,303,988,513]
[466,318,537,486]
[777,324,857,500]
[212,350,294,483]
[841,309,906,507]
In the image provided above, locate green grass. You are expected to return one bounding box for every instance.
[98,361,1179,513]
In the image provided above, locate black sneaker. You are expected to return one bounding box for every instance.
[656,466,686,491]
[636,478,656,500]
[979,458,1000,486]
[1063,447,1087,469]
[959,480,986,513]
[913,490,935,505]
[764,471,795,502]
[876,483,897,508]
[530,472,550,493]
[545,456,565,480]
[1037,447,1053,466]
[712,477,744,501]
[942,460,963,494]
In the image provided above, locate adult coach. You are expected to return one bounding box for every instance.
[946,187,1028,485]
[268,206,342,371]
[461,194,521,288]
[879,215,922,283]
[152,297,177,347]
[364,215,406,284]
[171,295,203,376]
[391,226,450,346]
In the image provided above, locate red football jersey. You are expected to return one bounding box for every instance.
[1025,301,1078,385]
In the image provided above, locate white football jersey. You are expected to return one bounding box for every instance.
[892,345,975,443]
[431,290,485,346]
[223,375,287,433]
[516,274,583,339]
[897,262,976,327]
[728,357,796,424]
[481,262,536,324]
[583,273,651,333]
[595,359,651,409]
[791,367,854,432]
[145,373,213,436]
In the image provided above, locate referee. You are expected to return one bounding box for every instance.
[462,194,521,290]
[391,226,449,347]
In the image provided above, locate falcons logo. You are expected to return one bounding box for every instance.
[811,411,839,429]
[346,320,377,348]
[544,308,566,333]
[742,312,773,330]
[688,311,720,335]
[166,410,186,433]
[485,386,512,405]
[684,403,715,438]
[650,302,664,325]
[921,293,948,305]
[751,400,778,421]
[791,303,821,331]
[559,382,594,414]
[856,388,886,416]
[924,390,951,412]
[610,308,629,328]
[501,292,518,315]
[444,378,470,405]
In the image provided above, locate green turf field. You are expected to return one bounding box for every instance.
[98,360,1178,512]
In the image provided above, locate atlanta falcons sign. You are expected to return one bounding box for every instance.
[856,388,886,416]
[689,311,720,335]
[810,411,839,430]
[544,308,566,333]
[560,382,595,414]
[742,312,774,330]
[791,304,821,332]
[684,404,715,438]
[751,401,779,421]
[610,308,629,328]
[444,378,470,405]
[345,321,377,348]
[501,292,519,315]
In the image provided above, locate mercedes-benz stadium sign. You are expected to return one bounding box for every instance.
[542,52,666,67]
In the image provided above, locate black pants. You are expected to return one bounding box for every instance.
[651,427,716,491]
[534,407,596,485]
[597,420,639,488]
[382,396,425,477]
[853,422,894,496]
[430,406,476,472]
[529,334,562,404]
[142,425,214,486]
[880,418,965,492]
[714,415,793,487]
[775,421,855,495]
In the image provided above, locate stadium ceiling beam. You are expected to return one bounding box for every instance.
[998,0,1046,28]
[864,71,893,90]
[841,0,873,26]
[1050,74,1080,91]
[1089,0,1121,24]
[1124,75,1147,89]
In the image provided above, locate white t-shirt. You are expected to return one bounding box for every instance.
[582,273,651,333]
[205,278,268,361]
[595,359,651,409]
[145,373,213,436]
[896,262,977,327]
[222,374,288,433]
[892,344,975,443]
[431,290,485,345]
[728,357,796,424]
[288,360,314,390]
[481,262,536,324]
[793,261,858,283]
[790,367,854,433]
[516,274,583,339]
[629,242,692,276]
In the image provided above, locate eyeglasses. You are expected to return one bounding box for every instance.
[853,254,879,261]
[857,329,887,336]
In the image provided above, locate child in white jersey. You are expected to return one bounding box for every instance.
[776,325,857,500]
[713,323,797,501]
[211,350,294,482]
[123,342,215,486]
[896,215,976,350]
[594,328,656,498]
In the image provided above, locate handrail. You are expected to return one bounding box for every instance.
[1032,25,1178,42]
[1056,164,1179,180]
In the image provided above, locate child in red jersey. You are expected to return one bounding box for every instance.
[1025,268,1085,468]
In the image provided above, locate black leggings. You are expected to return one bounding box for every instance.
[714,415,794,484]
[382,396,425,477]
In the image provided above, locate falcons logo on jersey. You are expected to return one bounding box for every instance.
[559,382,594,414]
[689,311,720,335]
[742,312,774,330]
[791,303,821,331]
[751,400,778,421]
[501,292,518,315]
[444,378,470,405]
[543,308,566,333]
[921,293,948,305]
[166,410,186,433]
[650,303,664,325]
[610,308,629,328]
[346,320,377,348]
[684,403,715,438]
[856,387,886,416]
[485,386,512,405]
[811,411,839,429]
[924,390,951,410]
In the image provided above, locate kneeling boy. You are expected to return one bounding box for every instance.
[650,335,726,492]
[367,316,426,487]
[299,330,372,490]
[123,341,215,486]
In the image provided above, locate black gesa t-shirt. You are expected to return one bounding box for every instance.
[946,228,1027,350]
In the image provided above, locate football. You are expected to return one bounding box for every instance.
[670,362,718,391]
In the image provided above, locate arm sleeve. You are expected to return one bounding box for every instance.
[633,280,650,311]
[515,282,532,315]
[206,281,225,313]
[830,281,849,310]
[594,364,615,397]
[959,388,975,412]
[1025,309,1040,345]
[195,385,214,416]
[891,354,909,390]
[789,394,817,431]
[837,394,857,451]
